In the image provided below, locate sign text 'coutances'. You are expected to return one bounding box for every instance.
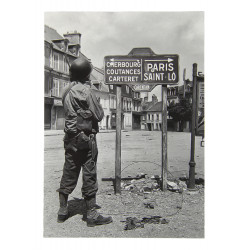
[104,55,179,85]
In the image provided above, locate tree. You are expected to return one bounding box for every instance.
[168,97,192,131]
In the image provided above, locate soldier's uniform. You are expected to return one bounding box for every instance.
[57,58,112,227]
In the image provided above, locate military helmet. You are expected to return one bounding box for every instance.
[70,57,93,81]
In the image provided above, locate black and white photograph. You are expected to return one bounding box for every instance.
[2,0,250,248]
[44,11,204,238]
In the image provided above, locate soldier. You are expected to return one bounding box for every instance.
[57,57,112,227]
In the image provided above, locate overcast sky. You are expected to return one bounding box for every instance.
[44,12,204,100]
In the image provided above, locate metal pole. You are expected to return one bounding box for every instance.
[195,79,200,135]
[115,85,122,194]
[161,85,168,191]
[188,63,197,190]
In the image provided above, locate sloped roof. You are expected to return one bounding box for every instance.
[44,25,64,44]
[78,51,90,61]
[128,47,156,56]
[146,101,162,112]
[90,67,109,92]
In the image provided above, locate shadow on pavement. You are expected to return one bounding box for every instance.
[68,198,85,218]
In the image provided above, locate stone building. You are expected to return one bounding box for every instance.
[108,85,142,130]
[44,25,110,130]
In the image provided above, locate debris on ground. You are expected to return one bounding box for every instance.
[103,172,204,194]
[143,202,154,209]
[123,217,144,230]
[122,216,169,230]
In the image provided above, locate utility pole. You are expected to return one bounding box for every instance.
[188,63,197,190]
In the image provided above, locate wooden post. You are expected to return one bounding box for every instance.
[115,85,122,194]
[161,85,168,191]
[188,63,197,190]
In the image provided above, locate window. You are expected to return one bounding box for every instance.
[156,114,159,121]
[63,56,69,73]
[110,85,113,90]
[126,86,129,94]
[52,52,59,70]
[152,114,154,121]
[110,96,114,109]
[148,114,150,120]
[110,96,116,109]
[51,78,60,97]
[63,81,69,88]
[103,99,107,108]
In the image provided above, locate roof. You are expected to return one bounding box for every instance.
[128,47,156,56]
[44,25,109,93]
[44,25,64,44]
[146,101,162,112]
[44,25,84,58]
[78,51,90,61]
[90,67,109,92]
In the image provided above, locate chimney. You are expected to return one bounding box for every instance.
[63,31,81,46]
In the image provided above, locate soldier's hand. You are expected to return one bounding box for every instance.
[97,97,100,103]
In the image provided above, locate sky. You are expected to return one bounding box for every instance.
[44,12,204,100]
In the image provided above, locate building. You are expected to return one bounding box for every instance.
[141,92,179,131]
[90,67,111,130]
[108,85,142,130]
[44,25,88,130]
[44,25,110,130]
[144,101,163,131]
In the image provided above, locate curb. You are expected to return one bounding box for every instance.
[44,130,116,136]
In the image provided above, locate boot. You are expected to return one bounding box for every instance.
[57,193,69,223]
[85,197,112,227]
[82,196,102,221]
[93,196,101,209]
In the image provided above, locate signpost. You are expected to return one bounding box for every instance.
[188,63,197,190]
[104,52,179,194]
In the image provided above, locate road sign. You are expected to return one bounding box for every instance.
[198,81,204,108]
[104,55,179,86]
[128,84,156,92]
[104,50,179,194]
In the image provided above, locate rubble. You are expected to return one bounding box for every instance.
[144,202,154,209]
[123,216,169,230]
[118,172,203,195]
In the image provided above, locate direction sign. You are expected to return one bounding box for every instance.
[104,55,179,86]
[128,84,156,92]
[198,81,204,109]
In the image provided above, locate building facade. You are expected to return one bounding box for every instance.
[108,85,142,130]
[44,25,86,130]
[44,25,111,131]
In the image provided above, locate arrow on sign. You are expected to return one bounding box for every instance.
[145,58,174,62]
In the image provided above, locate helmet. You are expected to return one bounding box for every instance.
[69,57,93,81]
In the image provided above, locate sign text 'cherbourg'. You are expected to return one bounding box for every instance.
[104,55,179,87]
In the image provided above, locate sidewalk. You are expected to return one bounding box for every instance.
[44,129,116,136]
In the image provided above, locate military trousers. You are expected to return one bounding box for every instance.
[57,133,98,199]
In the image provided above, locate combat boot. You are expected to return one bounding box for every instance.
[85,197,112,227]
[93,196,101,209]
[57,193,69,223]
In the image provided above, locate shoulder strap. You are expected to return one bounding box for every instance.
[62,81,77,105]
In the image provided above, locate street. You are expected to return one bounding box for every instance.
[44,130,204,237]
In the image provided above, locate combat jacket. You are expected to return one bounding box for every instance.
[62,81,104,135]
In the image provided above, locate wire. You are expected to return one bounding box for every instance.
[98,160,203,220]
[121,160,176,179]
